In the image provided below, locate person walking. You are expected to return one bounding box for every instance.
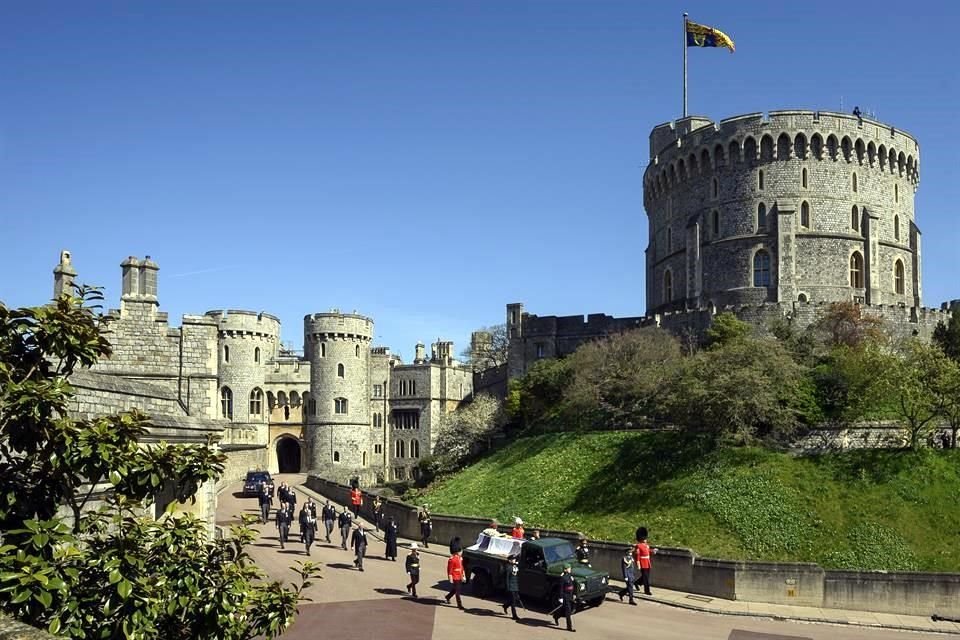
[258,485,273,524]
[552,564,576,632]
[372,496,384,531]
[575,535,591,567]
[275,503,292,549]
[350,485,363,518]
[500,554,522,621]
[384,516,399,561]
[511,518,525,539]
[351,524,368,571]
[405,543,421,597]
[418,507,432,548]
[301,498,317,543]
[302,506,317,556]
[277,482,289,506]
[286,490,297,514]
[632,527,656,596]
[618,547,637,605]
[338,508,354,550]
[322,501,335,543]
[444,549,466,610]
[448,535,462,555]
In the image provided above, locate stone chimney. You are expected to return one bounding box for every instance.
[53,250,77,298]
[414,342,426,364]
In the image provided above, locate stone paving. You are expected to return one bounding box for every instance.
[218,475,958,640]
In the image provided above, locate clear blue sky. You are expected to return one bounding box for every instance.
[2,1,957,357]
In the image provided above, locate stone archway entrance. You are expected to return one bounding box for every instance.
[276,437,302,473]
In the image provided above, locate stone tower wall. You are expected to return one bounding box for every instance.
[304,312,374,485]
[644,110,921,314]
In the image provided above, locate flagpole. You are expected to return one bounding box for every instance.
[682,12,688,117]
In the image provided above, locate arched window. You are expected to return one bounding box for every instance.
[894,260,905,295]
[798,293,808,303]
[712,210,720,238]
[753,250,771,287]
[852,172,858,192]
[663,270,673,304]
[254,347,260,363]
[333,451,340,463]
[850,252,864,288]
[249,388,263,416]
[802,167,808,189]
[851,205,860,232]
[757,203,767,230]
[411,380,417,395]
[411,440,420,459]
[334,398,348,414]
[223,345,230,363]
[362,451,367,466]
[395,439,405,458]
[800,201,810,228]
[267,391,275,410]
[666,227,672,251]
[337,363,345,378]
[895,183,899,203]
[894,215,901,241]
[758,170,764,190]
[356,344,361,358]
[320,342,326,358]
[712,177,718,198]
[220,387,233,420]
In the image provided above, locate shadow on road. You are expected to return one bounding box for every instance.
[374,588,407,596]
[326,563,359,570]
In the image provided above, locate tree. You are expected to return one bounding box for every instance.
[933,307,960,362]
[812,342,898,424]
[0,288,318,639]
[433,394,504,472]
[461,324,509,371]
[705,312,752,349]
[505,357,572,429]
[889,340,954,450]
[938,361,960,448]
[813,302,886,349]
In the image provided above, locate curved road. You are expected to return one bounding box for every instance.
[218,475,944,640]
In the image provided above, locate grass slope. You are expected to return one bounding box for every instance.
[417,431,960,572]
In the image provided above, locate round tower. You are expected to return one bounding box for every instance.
[205,310,280,434]
[643,110,921,313]
[304,311,374,485]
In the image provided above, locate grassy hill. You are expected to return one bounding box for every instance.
[416,431,960,572]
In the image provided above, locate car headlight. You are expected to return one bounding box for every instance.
[601,576,608,585]
[578,582,585,591]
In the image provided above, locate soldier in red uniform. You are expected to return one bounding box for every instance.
[632,526,656,596]
[444,549,466,610]
[350,486,363,518]
[511,517,525,539]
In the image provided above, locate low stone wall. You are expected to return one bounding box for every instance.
[218,445,269,492]
[0,614,56,640]
[305,474,960,617]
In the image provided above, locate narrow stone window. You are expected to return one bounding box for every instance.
[308,399,316,415]
[802,167,808,189]
[894,215,901,241]
[712,177,718,198]
[895,260,905,295]
[411,440,420,459]
[663,270,673,304]
[333,451,340,463]
[850,252,864,288]
[712,210,720,238]
[895,183,899,203]
[374,444,382,454]
[334,397,348,414]
[254,347,260,363]
[411,380,416,395]
[758,170,764,190]
[224,345,230,363]
[800,201,810,228]
[395,440,405,458]
[320,342,326,358]
[362,451,367,466]
[536,344,544,358]
[337,363,345,378]
[757,203,767,230]
[852,172,858,192]
[249,388,263,416]
[851,205,860,232]
[220,387,233,420]
[356,344,361,358]
[753,250,771,287]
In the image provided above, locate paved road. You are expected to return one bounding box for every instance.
[218,475,943,640]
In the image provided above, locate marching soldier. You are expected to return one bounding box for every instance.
[500,554,522,621]
[350,485,363,518]
[338,508,354,550]
[552,564,576,632]
[444,549,466,610]
[275,503,292,549]
[632,527,656,596]
[405,543,421,597]
[575,535,591,567]
[351,523,368,571]
[618,547,637,605]
[418,506,432,548]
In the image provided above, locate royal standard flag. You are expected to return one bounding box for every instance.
[686,20,735,52]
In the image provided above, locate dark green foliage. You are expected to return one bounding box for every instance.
[933,307,960,362]
[705,312,752,348]
[0,288,319,639]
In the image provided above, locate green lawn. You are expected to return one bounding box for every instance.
[415,431,960,572]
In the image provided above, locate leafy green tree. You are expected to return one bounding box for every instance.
[0,289,318,639]
[506,357,573,429]
[705,312,752,349]
[889,340,954,450]
[812,343,898,423]
[932,307,960,362]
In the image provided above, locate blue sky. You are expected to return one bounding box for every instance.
[1,1,957,358]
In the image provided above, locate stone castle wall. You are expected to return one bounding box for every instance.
[644,110,921,314]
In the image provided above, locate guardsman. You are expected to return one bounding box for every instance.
[444,549,466,610]
[322,501,335,543]
[384,516,399,560]
[552,564,576,632]
[351,524,368,571]
[632,526,656,596]
[372,495,384,530]
[618,547,637,605]
[258,485,273,524]
[418,507,432,548]
[500,554,522,621]
[301,505,317,556]
[350,485,363,518]
[511,517,525,539]
[275,503,292,549]
[405,543,421,597]
[338,508,354,550]
[575,535,591,567]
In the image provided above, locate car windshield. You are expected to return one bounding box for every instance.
[543,542,576,565]
[247,473,270,483]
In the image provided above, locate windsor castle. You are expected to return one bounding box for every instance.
[26,108,958,506]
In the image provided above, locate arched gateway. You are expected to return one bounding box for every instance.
[276,436,302,473]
